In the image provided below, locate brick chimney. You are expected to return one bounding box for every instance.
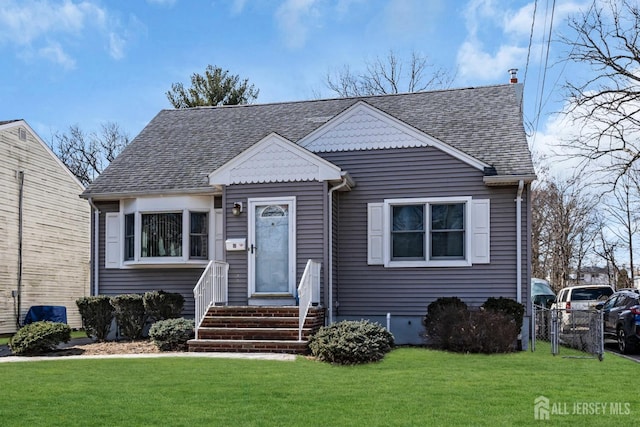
[508,68,518,84]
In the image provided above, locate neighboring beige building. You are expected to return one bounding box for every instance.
[0,120,90,334]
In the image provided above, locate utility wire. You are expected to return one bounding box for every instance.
[523,0,539,137]
[532,0,557,149]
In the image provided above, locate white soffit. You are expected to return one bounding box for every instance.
[208,133,343,185]
[299,101,489,171]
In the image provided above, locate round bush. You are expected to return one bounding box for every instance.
[481,297,525,331]
[423,297,470,349]
[308,320,394,365]
[9,321,71,355]
[149,318,194,351]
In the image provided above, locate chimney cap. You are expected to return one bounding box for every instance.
[508,68,518,84]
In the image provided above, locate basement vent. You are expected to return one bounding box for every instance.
[18,128,27,141]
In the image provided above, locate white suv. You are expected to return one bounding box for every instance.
[552,285,614,331]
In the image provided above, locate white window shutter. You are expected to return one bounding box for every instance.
[214,208,223,260]
[470,199,490,264]
[105,213,121,269]
[367,203,384,265]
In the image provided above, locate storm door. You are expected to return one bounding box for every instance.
[248,197,296,297]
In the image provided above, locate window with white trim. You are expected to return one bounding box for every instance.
[124,214,135,261]
[189,212,208,259]
[141,212,183,257]
[368,197,490,267]
[104,196,220,268]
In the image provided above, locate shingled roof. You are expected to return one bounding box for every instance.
[82,84,534,198]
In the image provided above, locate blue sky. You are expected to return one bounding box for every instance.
[0,0,590,152]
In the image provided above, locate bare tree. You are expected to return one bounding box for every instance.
[600,173,640,283]
[51,122,129,186]
[559,0,640,187]
[166,65,259,108]
[325,50,454,97]
[593,223,622,287]
[531,174,599,289]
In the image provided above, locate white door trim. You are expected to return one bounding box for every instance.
[247,196,296,298]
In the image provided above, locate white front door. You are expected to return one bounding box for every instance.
[248,197,296,297]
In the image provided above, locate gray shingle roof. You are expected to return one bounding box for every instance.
[0,120,21,125]
[82,84,534,197]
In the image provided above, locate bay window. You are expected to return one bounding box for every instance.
[104,196,217,268]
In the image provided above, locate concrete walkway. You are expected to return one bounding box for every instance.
[0,338,296,363]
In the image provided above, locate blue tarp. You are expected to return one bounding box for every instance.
[24,306,67,325]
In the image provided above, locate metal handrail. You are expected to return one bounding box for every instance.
[297,259,321,341]
[193,260,229,339]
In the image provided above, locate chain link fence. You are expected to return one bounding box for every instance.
[531,305,604,360]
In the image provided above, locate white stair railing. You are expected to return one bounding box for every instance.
[297,259,321,341]
[193,260,229,339]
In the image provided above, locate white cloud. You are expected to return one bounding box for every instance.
[275,0,322,49]
[108,32,125,60]
[457,0,595,84]
[0,0,131,67]
[457,40,527,81]
[39,40,76,69]
[503,3,536,38]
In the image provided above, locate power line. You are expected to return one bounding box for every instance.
[532,0,557,149]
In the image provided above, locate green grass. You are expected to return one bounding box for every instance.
[0,343,636,426]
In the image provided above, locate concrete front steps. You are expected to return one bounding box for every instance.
[188,306,325,354]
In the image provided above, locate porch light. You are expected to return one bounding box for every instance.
[232,202,243,216]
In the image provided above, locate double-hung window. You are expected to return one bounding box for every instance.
[189,212,208,259]
[368,196,489,267]
[391,201,465,263]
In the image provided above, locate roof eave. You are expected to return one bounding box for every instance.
[81,186,221,200]
[483,174,537,186]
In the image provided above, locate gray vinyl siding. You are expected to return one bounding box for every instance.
[94,201,203,318]
[224,182,326,305]
[320,146,530,317]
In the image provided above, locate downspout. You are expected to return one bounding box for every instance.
[327,177,349,325]
[16,171,24,329]
[516,180,524,303]
[87,198,100,296]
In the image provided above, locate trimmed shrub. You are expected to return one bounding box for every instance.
[471,310,519,353]
[9,321,71,355]
[308,320,394,365]
[76,296,114,342]
[149,318,194,351]
[111,294,147,340]
[450,310,519,353]
[423,297,519,353]
[143,290,185,321]
[482,297,525,331]
[423,297,470,350]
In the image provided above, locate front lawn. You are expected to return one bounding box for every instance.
[0,343,635,426]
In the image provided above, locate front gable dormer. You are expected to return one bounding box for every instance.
[299,101,489,171]
[209,133,343,186]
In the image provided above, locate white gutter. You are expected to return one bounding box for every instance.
[516,180,524,303]
[87,198,100,296]
[327,176,350,324]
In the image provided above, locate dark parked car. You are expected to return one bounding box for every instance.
[596,289,640,354]
[531,278,556,308]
